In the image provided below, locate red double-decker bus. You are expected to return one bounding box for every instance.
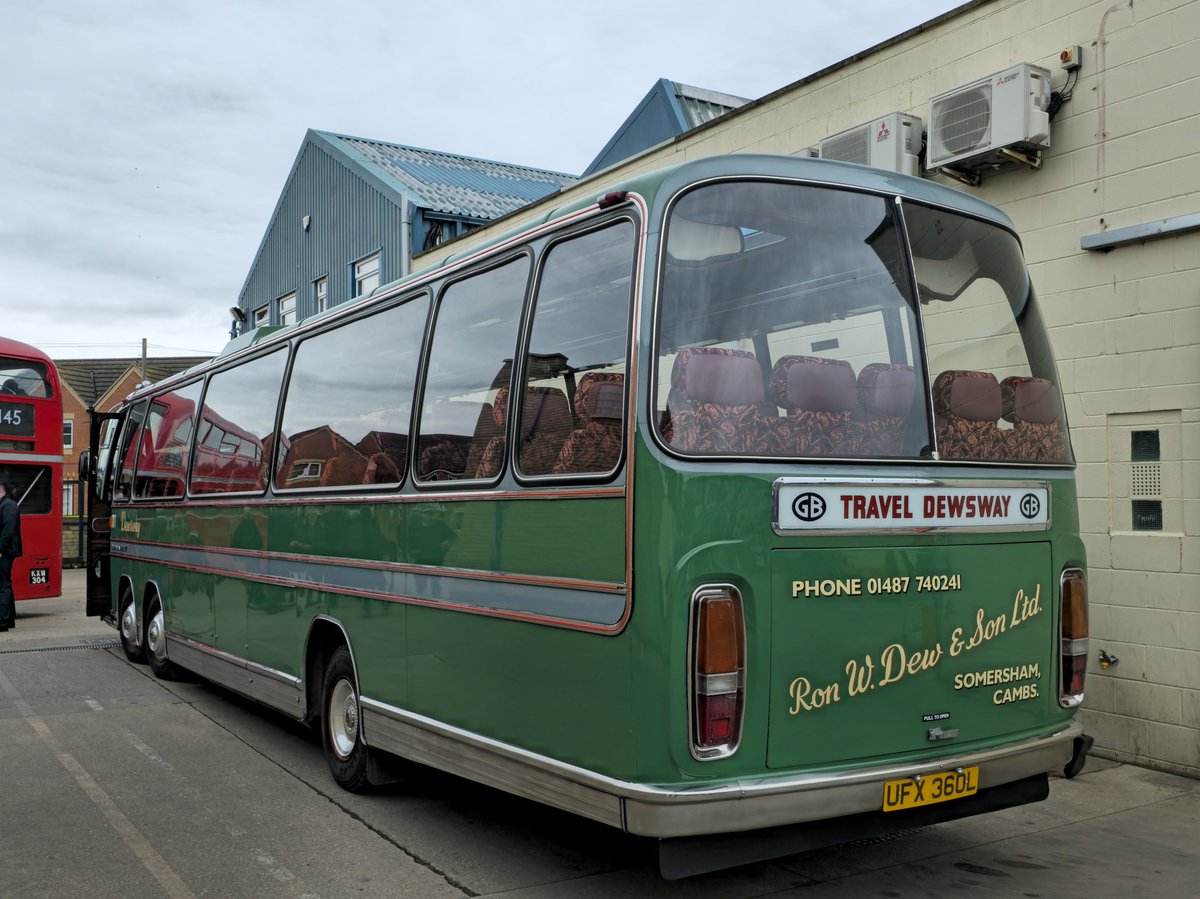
[0,336,63,601]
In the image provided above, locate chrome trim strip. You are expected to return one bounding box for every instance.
[115,540,626,628]
[359,694,1080,838]
[166,634,304,718]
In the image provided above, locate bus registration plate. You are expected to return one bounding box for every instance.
[29,568,48,586]
[882,767,978,812]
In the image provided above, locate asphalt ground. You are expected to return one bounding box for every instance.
[0,571,1197,898]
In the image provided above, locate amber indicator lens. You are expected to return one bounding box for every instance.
[696,596,740,675]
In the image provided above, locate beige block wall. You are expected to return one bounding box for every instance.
[420,0,1200,775]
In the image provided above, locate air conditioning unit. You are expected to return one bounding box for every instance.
[818,113,923,177]
[791,146,819,158]
[927,63,1052,174]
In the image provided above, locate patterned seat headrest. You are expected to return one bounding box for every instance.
[575,373,624,423]
[769,355,856,413]
[857,363,915,418]
[933,370,1002,423]
[520,386,571,434]
[1001,376,1061,424]
[673,347,764,406]
[491,388,511,426]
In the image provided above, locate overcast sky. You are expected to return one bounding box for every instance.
[2,0,962,360]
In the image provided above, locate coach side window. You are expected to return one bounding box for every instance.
[113,400,148,503]
[190,351,287,495]
[519,221,635,478]
[415,257,530,483]
[132,382,202,500]
[277,296,428,490]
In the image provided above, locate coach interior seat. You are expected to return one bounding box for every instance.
[1001,376,1067,462]
[554,372,625,475]
[765,355,857,457]
[932,370,1007,461]
[417,401,482,481]
[462,402,498,479]
[515,385,574,475]
[667,346,771,452]
[853,363,916,456]
[472,391,511,479]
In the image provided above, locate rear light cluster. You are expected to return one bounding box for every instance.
[1059,568,1088,708]
[690,585,745,760]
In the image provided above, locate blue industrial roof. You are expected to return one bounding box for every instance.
[320,132,578,221]
[583,79,749,177]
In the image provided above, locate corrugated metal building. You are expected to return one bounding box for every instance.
[234,130,577,328]
[582,79,749,177]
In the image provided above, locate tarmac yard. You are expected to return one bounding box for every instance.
[1,572,1197,898]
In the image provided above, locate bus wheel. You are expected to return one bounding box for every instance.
[118,590,145,663]
[144,596,175,680]
[321,646,372,793]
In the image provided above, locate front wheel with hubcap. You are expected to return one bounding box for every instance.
[321,646,373,792]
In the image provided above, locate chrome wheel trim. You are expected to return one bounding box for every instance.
[147,606,167,663]
[329,677,359,761]
[120,602,138,647]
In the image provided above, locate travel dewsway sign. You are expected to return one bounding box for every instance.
[774,479,1050,534]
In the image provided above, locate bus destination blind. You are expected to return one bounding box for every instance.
[0,401,35,439]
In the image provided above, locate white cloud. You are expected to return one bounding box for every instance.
[1,0,961,358]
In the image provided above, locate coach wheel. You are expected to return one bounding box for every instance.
[144,596,175,681]
[321,646,373,793]
[118,589,145,663]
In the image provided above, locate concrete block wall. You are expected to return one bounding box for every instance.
[420,0,1200,776]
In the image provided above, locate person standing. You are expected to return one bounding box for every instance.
[0,474,22,631]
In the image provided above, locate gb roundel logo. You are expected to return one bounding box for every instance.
[1020,493,1041,519]
[792,492,827,522]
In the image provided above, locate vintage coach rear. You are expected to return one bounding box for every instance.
[86,155,1088,877]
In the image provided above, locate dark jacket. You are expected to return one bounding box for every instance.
[0,495,22,559]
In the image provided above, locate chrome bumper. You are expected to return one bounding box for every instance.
[361,697,1080,839]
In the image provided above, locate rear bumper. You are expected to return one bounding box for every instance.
[623,721,1080,837]
[361,694,1080,839]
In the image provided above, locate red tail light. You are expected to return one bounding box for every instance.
[690,586,745,759]
[1059,568,1088,707]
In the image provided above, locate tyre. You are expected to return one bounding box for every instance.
[144,596,176,680]
[321,645,373,792]
[118,589,145,663]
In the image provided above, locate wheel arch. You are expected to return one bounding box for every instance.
[303,616,359,729]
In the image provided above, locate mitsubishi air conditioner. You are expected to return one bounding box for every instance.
[818,112,923,177]
[927,63,1052,176]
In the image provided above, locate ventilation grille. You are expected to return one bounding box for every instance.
[1132,501,1163,531]
[933,85,992,156]
[1131,463,1162,498]
[1130,429,1162,531]
[820,126,870,166]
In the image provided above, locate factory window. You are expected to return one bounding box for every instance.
[353,253,380,298]
[277,292,297,325]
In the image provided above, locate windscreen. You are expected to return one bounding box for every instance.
[654,181,1071,465]
[656,181,929,459]
[0,357,51,398]
[904,202,1072,464]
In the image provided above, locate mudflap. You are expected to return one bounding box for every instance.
[656,774,1049,880]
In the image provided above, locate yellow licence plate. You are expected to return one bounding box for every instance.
[882,766,979,812]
